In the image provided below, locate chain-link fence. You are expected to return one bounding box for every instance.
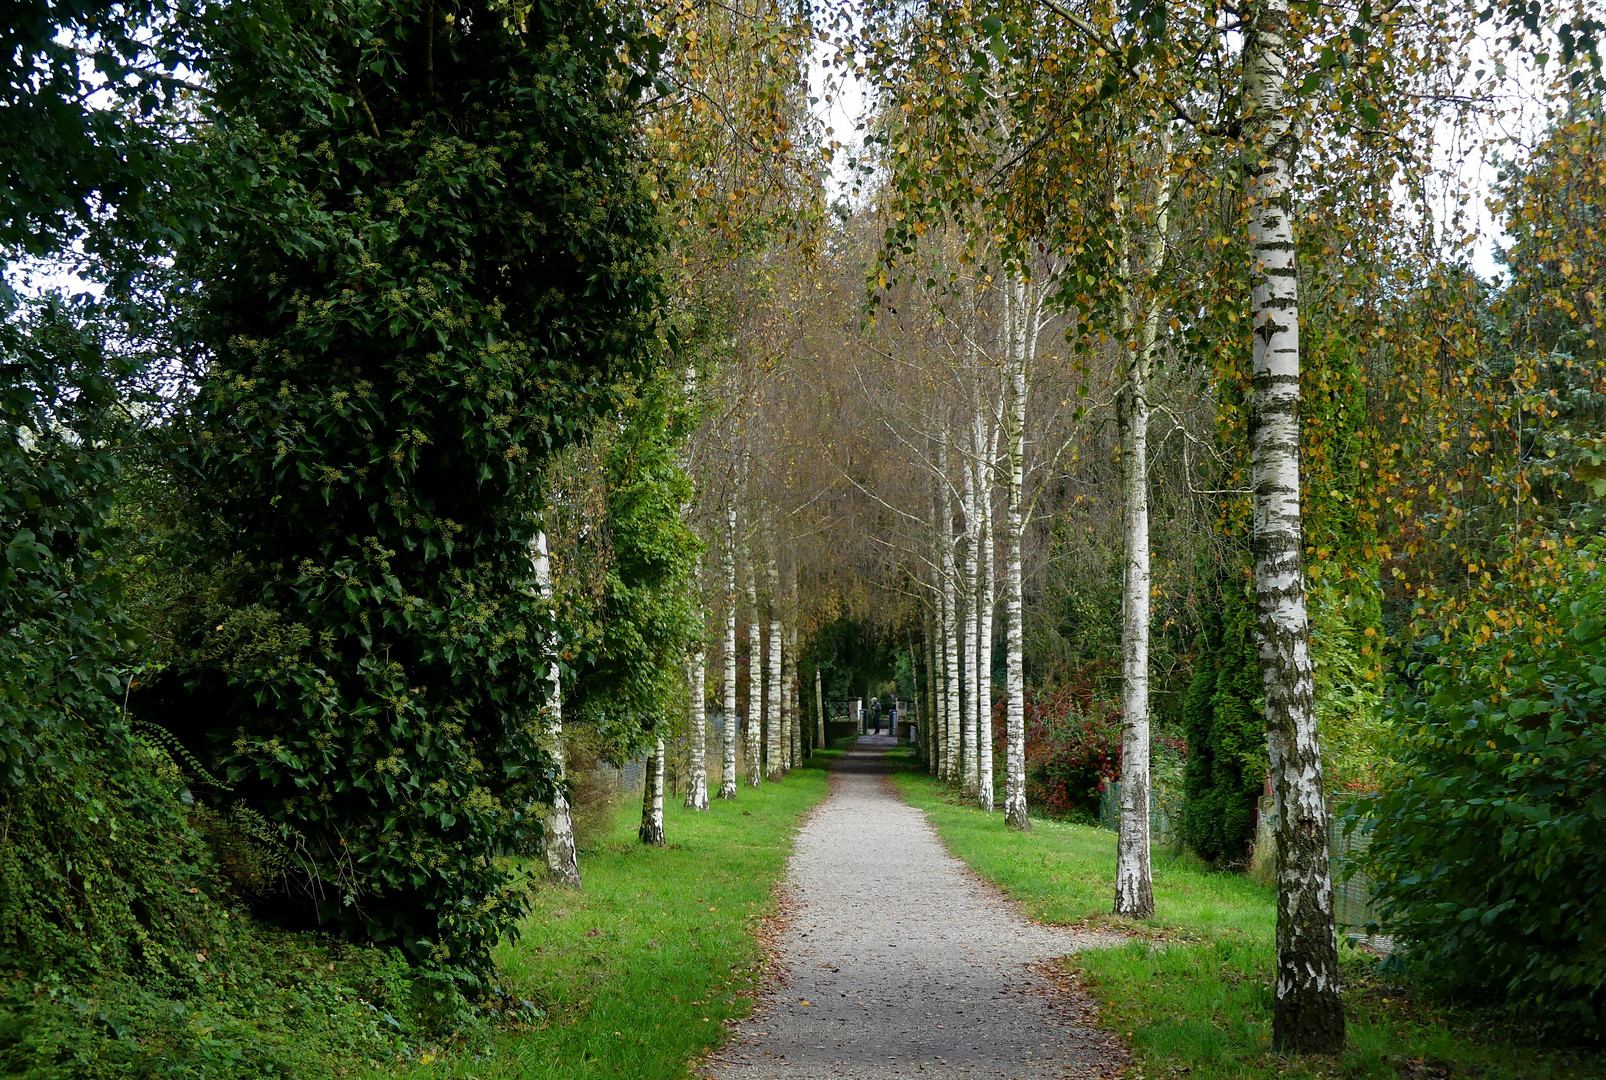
[1097,783,1391,952]
[1097,780,1181,850]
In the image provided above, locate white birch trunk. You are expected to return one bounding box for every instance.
[531,531,581,886]
[976,417,998,812]
[813,665,824,756]
[765,545,783,781]
[1114,130,1172,920]
[786,618,800,768]
[959,425,980,798]
[780,629,794,771]
[745,534,762,788]
[1245,0,1344,1051]
[639,736,666,846]
[1003,276,1031,831]
[939,465,961,784]
[925,609,940,774]
[721,505,739,800]
[686,650,709,810]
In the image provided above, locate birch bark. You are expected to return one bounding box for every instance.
[685,650,709,810]
[780,630,794,770]
[765,544,783,781]
[721,504,739,799]
[745,533,762,788]
[925,609,939,774]
[976,415,998,812]
[639,736,666,845]
[1245,0,1344,1051]
[959,422,980,798]
[786,617,800,768]
[1003,276,1031,831]
[531,531,581,886]
[813,665,824,757]
[940,478,961,784]
[1114,131,1172,920]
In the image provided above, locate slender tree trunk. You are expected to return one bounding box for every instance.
[1114,338,1155,917]
[721,505,739,800]
[686,650,709,810]
[1245,0,1344,1052]
[940,462,961,784]
[780,630,794,770]
[745,533,762,788]
[640,736,666,845]
[959,426,980,798]
[786,617,800,768]
[531,531,581,886]
[926,608,939,775]
[1003,277,1031,831]
[765,544,783,781]
[813,665,824,756]
[1115,131,1172,920]
[976,416,997,812]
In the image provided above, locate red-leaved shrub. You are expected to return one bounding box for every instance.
[996,669,1122,820]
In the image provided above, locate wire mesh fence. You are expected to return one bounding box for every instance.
[1097,782,1391,952]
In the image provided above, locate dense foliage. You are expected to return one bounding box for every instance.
[1180,569,1264,865]
[0,4,220,1001]
[1010,680,1121,820]
[1357,537,1606,1036]
[128,0,664,975]
[565,375,701,757]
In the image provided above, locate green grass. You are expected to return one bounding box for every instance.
[891,749,1605,1080]
[370,753,837,1080]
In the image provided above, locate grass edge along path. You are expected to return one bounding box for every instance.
[372,751,838,1080]
[890,749,1603,1080]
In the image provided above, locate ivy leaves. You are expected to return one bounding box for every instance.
[156,0,666,976]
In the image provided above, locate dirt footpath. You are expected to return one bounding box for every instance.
[704,737,1128,1080]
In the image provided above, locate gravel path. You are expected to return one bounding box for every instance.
[704,737,1128,1080]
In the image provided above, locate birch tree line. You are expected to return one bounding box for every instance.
[663,0,1601,1054]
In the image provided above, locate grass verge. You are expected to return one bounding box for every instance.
[891,749,1603,1080]
[371,752,837,1080]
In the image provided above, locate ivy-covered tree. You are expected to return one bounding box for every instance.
[566,372,702,761]
[142,0,664,976]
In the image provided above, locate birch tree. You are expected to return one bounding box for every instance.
[813,665,825,756]
[721,503,740,798]
[685,647,709,809]
[786,570,801,766]
[765,539,784,780]
[745,528,763,788]
[640,735,666,845]
[531,531,581,887]
[958,420,980,796]
[975,408,999,811]
[1114,129,1174,920]
[939,443,962,784]
[1243,0,1343,1050]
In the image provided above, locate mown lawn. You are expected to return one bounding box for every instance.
[891,749,1604,1080]
[372,752,836,1080]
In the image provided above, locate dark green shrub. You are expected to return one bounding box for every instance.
[1181,568,1265,865]
[1356,538,1606,1035]
[141,0,665,976]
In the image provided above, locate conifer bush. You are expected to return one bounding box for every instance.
[1359,538,1606,1035]
[1180,572,1265,865]
[142,0,664,977]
